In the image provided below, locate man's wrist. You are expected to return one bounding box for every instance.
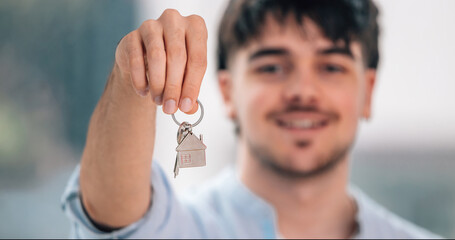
[80,194,122,233]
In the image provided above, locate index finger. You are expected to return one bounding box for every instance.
[179,15,207,114]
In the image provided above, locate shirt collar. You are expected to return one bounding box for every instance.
[220,166,277,219]
[217,167,372,239]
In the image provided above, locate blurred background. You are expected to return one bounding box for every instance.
[0,0,454,238]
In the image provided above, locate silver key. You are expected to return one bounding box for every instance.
[172,100,206,178]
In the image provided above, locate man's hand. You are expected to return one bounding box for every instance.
[115,9,207,114]
[79,9,207,229]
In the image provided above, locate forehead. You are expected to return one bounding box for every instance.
[244,14,362,59]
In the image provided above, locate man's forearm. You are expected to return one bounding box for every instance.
[80,64,157,228]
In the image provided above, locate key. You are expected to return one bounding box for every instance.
[174,121,192,177]
[172,100,207,178]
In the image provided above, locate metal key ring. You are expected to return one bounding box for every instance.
[171,99,204,127]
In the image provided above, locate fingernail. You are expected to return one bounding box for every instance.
[154,96,163,105]
[180,98,192,112]
[164,99,176,114]
[135,88,148,97]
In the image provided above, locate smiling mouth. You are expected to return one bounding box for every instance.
[275,118,330,130]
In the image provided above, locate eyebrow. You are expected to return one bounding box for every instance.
[317,47,354,59]
[248,46,355,62]
[248,48,289,62]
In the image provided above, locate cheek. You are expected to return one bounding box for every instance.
[325,82,363,138]
[234,81,279,134]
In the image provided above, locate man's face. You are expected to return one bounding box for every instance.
[219,16,375,176]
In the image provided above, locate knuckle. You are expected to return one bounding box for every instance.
[148,63,165,82]
[116,39,128,58]
[170,27,185,39]
[129,56,143,70]
[141,19,156,28]
[186,15,207,37]
[165,82,181,92]
[117,32,141,67]
[120,32,134,49]
[187,14,204,22]
[188,52,207,68]
[125,36,140,53]
[118,32,131,47]
[191,27,208,41]
[140,28,162,45]
[141,19,162,33]
[126,44,142,56]
[167,46,186,63]
[183,82,199,95]
[161,9,184,27]
[147,46,165,61]
[187,15,206,28]
[128,30,140,41]
[162,8,181,18]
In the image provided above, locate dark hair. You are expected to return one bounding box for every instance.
[217,0,380,70]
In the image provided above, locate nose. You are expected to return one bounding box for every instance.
[282,68,320,105]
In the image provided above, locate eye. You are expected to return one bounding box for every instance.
[256,64,284,74]
[321,64,346,73]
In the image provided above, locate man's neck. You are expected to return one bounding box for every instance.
[237,141,357,239]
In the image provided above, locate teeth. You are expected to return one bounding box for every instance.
[294,120,312,128]
[281,119,323,129]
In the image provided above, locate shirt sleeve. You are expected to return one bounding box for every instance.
[60,161,203,239]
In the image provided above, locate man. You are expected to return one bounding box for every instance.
[62,0,441,238]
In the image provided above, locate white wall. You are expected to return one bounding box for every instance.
[358,0,455,151]
[136,0,455,189]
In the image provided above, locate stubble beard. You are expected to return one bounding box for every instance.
[247,138,353,180]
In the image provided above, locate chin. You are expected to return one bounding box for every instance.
[248,134,350,179]
[283,153,323,172]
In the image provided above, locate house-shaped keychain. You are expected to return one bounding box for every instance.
[175,133,207,175]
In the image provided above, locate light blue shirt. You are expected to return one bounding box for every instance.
[61,161,441,238]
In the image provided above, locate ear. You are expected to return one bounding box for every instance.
[362,69,377,120]
[218,70,237,120]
